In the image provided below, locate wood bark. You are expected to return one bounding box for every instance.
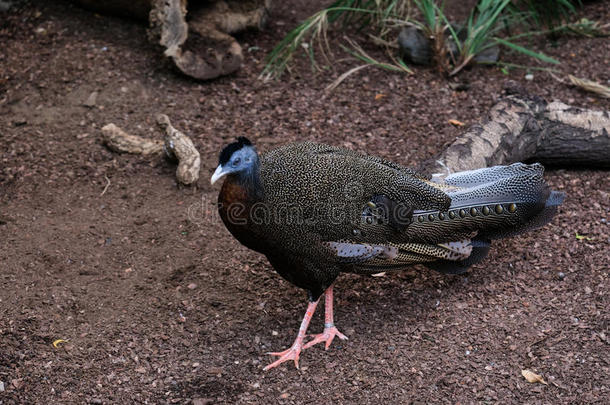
[156,114,201,185]
[101,119,200,186]
[419,83,610,176]
[101,124,163,155]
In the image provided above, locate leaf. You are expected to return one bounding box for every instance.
[568,75,610,98]
[52,339,68,348]
[522,369,548,385]
[375,93,386,100]
[448,119,465,127]
[575,232,593,241]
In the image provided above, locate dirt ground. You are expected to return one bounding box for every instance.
[1,0,609,403]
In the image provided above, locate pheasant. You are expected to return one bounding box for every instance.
[210,137,564,370]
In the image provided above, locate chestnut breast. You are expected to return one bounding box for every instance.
[218,176,268,253]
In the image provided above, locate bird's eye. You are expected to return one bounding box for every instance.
[232,157,241,166]
[245,157,251,163]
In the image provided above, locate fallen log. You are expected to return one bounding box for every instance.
[71,0,271,80]
[419,82,610,176]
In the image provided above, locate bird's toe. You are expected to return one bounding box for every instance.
[264,344,302,371]
[303,326,348,350]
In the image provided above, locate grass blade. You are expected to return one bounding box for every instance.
[494,37,560,64]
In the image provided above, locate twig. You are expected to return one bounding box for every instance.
[547,71,566,84]
[100,175,111,196]
[325,64,371,93]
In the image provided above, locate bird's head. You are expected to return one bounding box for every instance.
[211,137,259,185]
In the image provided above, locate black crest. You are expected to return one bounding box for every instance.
[219,137,253,165]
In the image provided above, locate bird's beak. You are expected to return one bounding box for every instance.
[210,165,227,185]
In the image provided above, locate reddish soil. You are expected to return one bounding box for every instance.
[1,1,609,404]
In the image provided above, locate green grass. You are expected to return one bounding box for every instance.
[431,0,559,75]
[261,0,571,81]
[260,0,412,80]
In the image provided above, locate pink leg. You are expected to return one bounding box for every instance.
[303,285,348,350]
[263,299,319,371]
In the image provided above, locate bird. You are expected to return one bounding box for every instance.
[210,137,564,370]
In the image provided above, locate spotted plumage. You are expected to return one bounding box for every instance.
[211,138,564,370]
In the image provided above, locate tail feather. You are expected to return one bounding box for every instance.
[409,163,563,274]
[491,190,565,239]
[425,238,491,274]
[349,163,563,276]
[406,163,562,243]
[441,163,544,187]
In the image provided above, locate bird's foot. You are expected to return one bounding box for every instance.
[303,324,348,350]
[263,342,303,371]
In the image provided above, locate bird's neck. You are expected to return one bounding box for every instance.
[235,157,263,201]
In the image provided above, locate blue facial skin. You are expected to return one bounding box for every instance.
[211,145,259,185]
[227,146,257,176]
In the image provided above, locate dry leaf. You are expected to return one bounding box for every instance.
[448,119,465,127]
[52,339,68,348]
[568,75,610,98]
[522,369,548,385]
[375,93,386,100]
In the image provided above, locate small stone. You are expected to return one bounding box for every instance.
[0,1,13,12]
[271,330,278,336]
[0,381,4,392]
[11,379,23,389]
[90,399,103,405]
[13,117,27,126]
[187,283,197,290]
[397,26,432,65]
[525,73,534,81]
[192,399,213,405]
[474,45,499,63]
[584,286,592,294]
[84,91,98,108]
[135,366,146,374]
[205,367,222,375]
[558,272,566,280]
